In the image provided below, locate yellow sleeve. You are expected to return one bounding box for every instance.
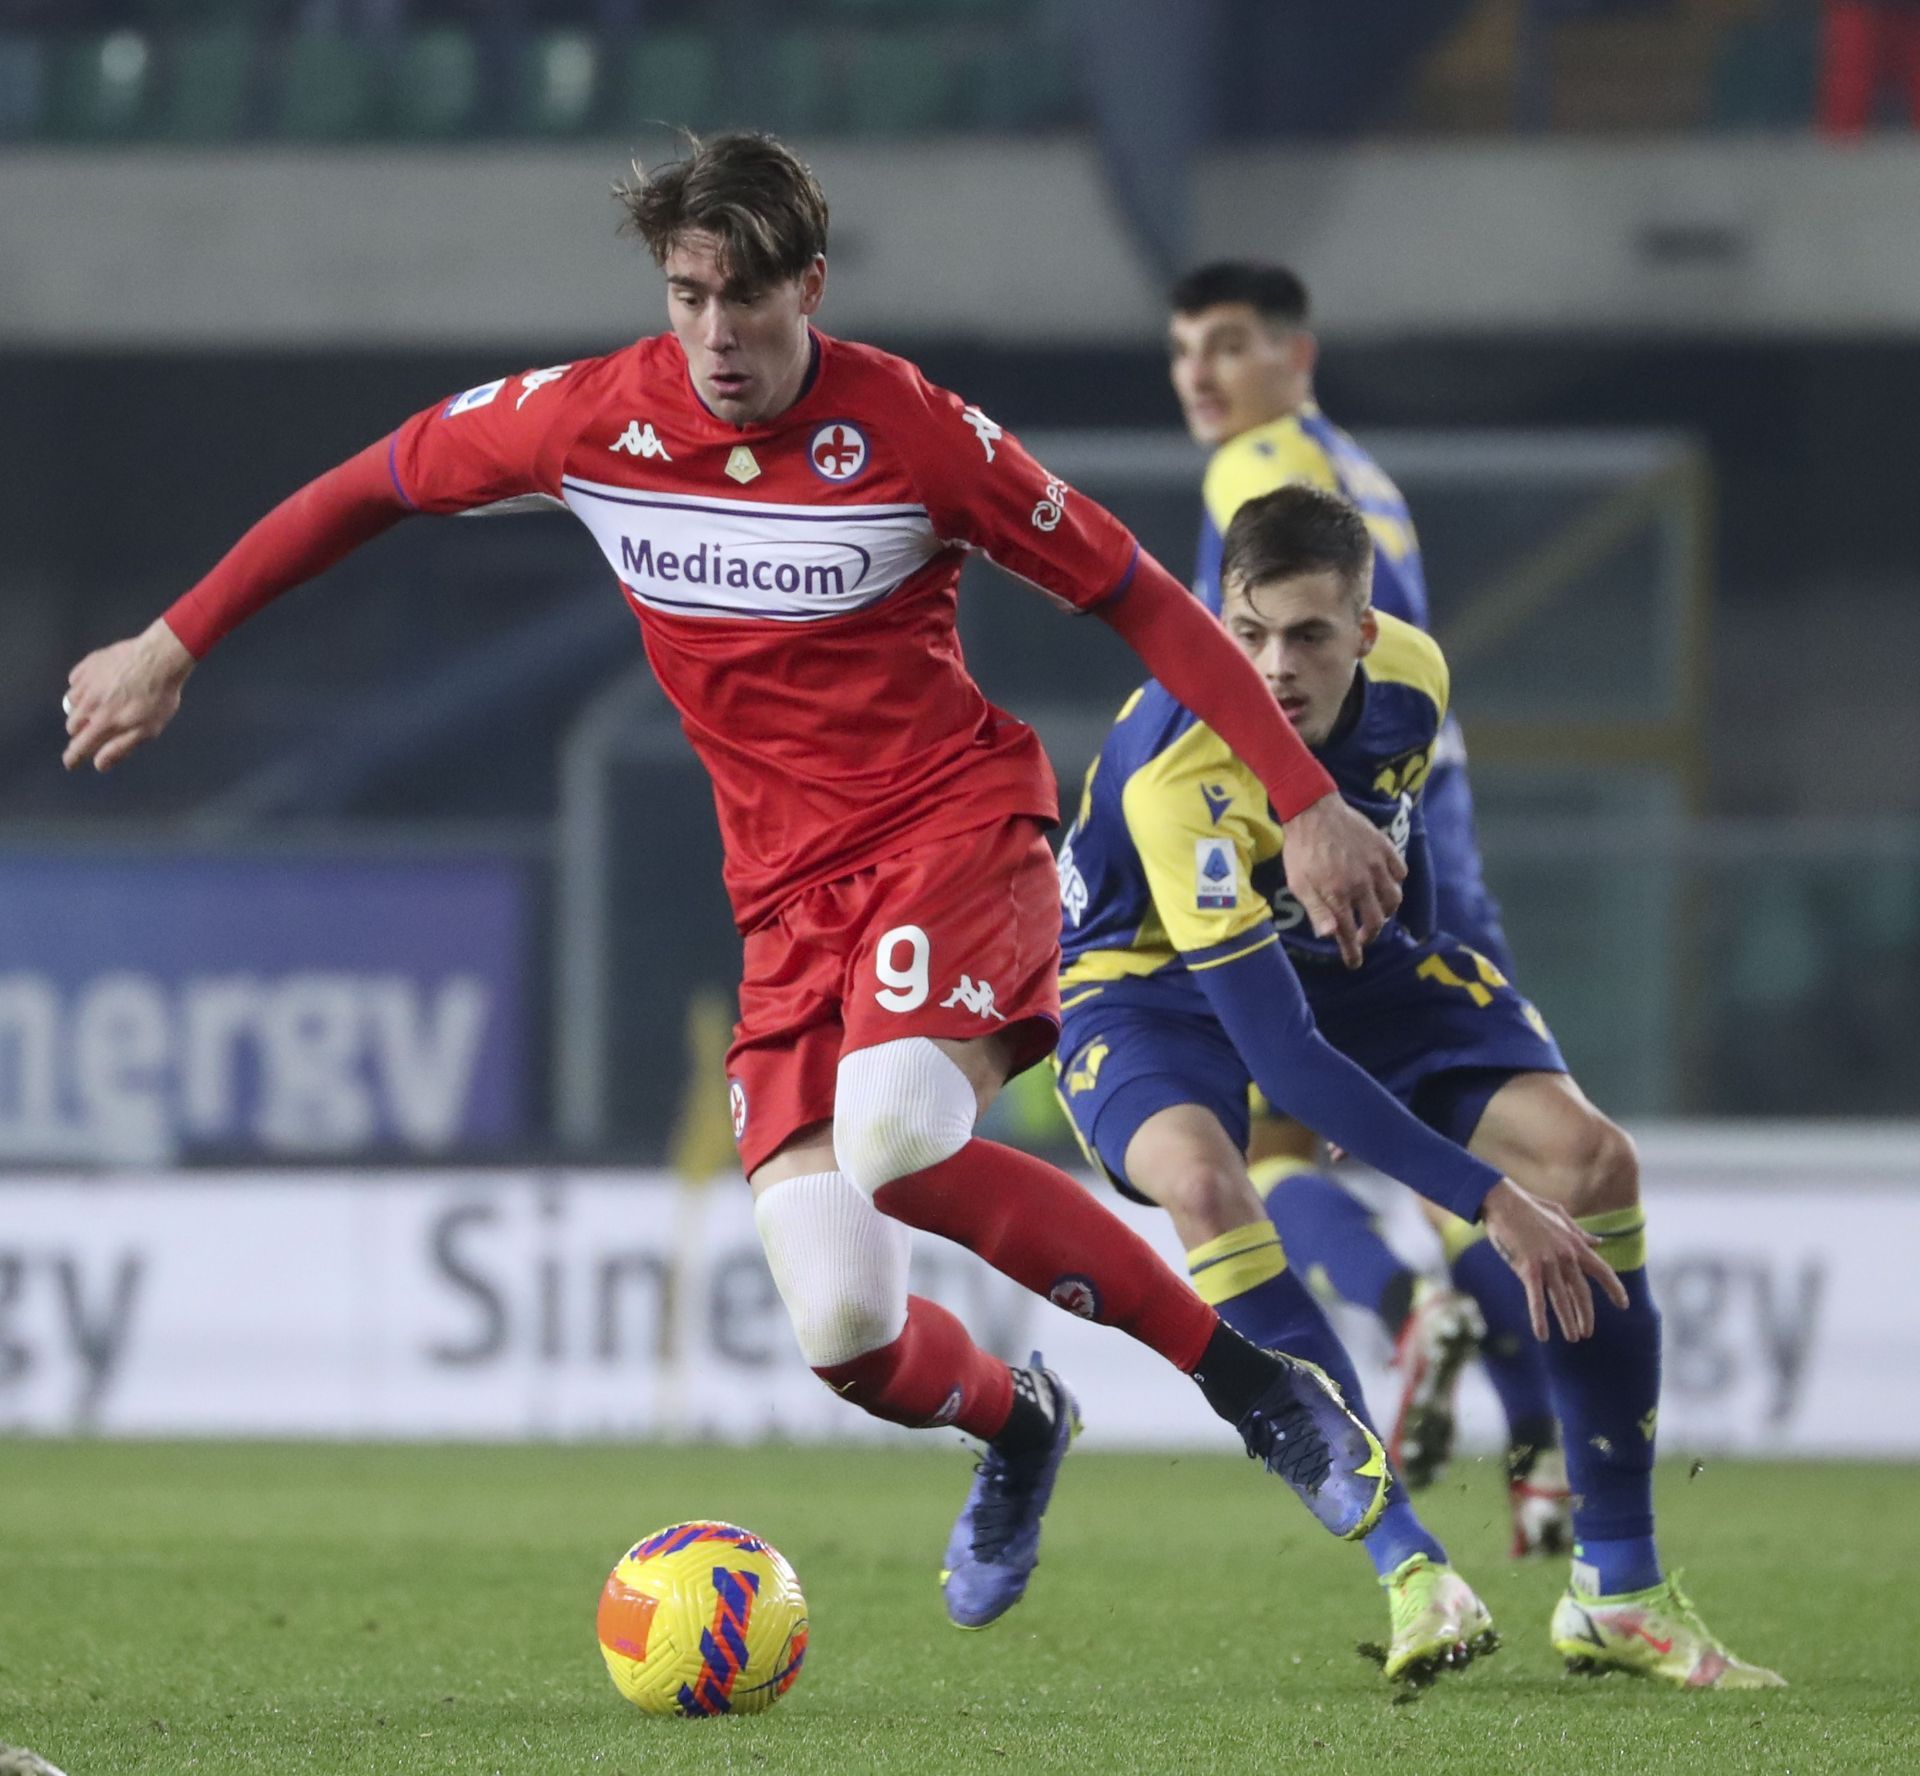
[1361,615,1451,801]
[1202,421,1339,534]
[1118,721,1280,957]
[1366,615,1449,726]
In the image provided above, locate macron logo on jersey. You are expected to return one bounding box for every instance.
[611,421,672,461]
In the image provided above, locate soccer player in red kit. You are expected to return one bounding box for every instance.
[62,133,1602,1634]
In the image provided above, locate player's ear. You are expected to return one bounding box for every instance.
[1291,329,1319,383]
[1356,606,1379,656]
[798,255,828,316]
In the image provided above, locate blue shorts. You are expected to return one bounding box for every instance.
[1056,933,1566,1205]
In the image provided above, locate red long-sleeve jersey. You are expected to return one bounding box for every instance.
[166,330,1333,932]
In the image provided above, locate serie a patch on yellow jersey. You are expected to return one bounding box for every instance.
[1195,836,1238,909]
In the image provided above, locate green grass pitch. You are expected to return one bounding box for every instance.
[2,1441,1915,1775]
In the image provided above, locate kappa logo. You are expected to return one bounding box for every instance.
[727,1079,748,1141]
[611,420,672,461]
[515,364,572,410]
[940,975,1007,1021]
[1195,839,1237,910]
[1048,1275,1100,1319]
[809,421,868,481]
[961,405,1003,462]
[1200,782,1233,825]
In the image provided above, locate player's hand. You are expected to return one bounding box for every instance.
[62,619,195,773]
[1480,1178,1629,1342]
[1280,791,1406,969]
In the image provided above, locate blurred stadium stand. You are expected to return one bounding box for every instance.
[1,0,1914,1167]
[0,1,1845,147]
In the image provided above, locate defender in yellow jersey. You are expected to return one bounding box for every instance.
[1057,485,1781,1688]
[1169,261,1560,1545]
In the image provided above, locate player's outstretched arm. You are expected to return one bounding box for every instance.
[1096,564,1405,968]
[1480,1179,1629,1342]
[1186,929,1618,1341]
[58,436,422,772]
[63,619,195,773]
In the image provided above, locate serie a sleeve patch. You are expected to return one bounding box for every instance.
[1195,838,1238,909]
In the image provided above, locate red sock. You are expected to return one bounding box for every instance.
[874,1138,1217,1373]
[811,1295,1014,1439]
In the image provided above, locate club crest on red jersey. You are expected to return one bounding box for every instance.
[809,422,868,482]
[728,1079,748,1141]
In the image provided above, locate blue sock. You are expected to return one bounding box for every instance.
[1449,1231,1559,1464]
[1545,1212,1663,1596]
[1189,1221,1445,1581]
[1254,1163,1416,1332]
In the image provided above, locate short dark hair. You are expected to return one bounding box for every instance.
[1169,261,1310,329]
[1221,485,1372,615]
[615,131,829,293]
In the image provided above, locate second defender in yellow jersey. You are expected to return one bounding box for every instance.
[1059,607,1446,999]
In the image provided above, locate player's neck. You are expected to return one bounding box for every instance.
[1318,675,1365,752]
[755,329,821,425]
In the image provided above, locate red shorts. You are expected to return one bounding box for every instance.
[726,817,1062,1177]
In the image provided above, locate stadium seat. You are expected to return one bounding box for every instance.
[826,0,1019,16]
[845,32,959,134]
[962,28,1076,130]
[390,27,482,140]
[130,0,277,21]
[46,30,153,140]
[0,33,47,141]
[758,30,836,136]
[275,30,376,141]
[516,28,600,136]
[611,30,718,133]
[1710,4,1818,130]
[155,22,257,142]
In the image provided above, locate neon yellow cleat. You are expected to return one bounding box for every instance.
[1551,1574,1786,1689]
[1363,1554,1499,1687]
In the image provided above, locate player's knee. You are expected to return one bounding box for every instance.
[753,1170,912,1367]
[793,1295,904,1371]
[1156,1160,1262,1243]
[1557,1114,1640,1218]
[833,1037,977,1198]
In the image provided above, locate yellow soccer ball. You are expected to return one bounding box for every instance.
[595,1521,809,1717]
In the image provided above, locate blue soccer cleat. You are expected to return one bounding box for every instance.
[940,1356,1080,1629]
[1236,1351,1389,1540]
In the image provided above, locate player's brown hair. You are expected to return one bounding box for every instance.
[1221,485,1373,616]
[615,131,829,293]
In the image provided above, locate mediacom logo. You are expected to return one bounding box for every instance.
[619,535,871,599]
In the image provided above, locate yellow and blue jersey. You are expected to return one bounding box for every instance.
[1057,612,1448,1011]
[1193,406,1427,627]
[1054,611,1561,1205]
